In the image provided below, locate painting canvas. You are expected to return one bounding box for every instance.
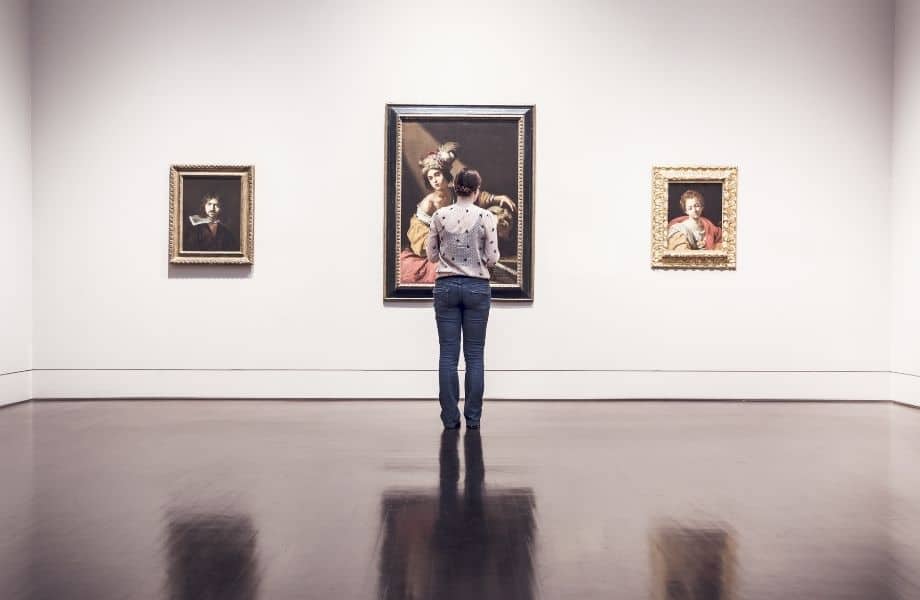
[384,105,534,300]
[169,165,254,264]
[651,166,737,270]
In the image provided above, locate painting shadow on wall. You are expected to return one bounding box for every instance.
[167,264,253,279]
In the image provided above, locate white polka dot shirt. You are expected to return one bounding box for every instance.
[426,199,501,280]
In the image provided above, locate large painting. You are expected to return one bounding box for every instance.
[169,165,254,264]
[651,166,737,270]
[384,105,534,301]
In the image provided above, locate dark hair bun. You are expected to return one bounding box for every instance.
[454,168,482,196]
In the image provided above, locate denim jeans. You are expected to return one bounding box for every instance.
[433,276,491,428]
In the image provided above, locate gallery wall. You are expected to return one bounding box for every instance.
[891,0,920,408]
[30,0,895,399]
[0,0,32,407]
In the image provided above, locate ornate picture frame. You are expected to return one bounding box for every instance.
[169,165,254,265]
[651,166,737,270]
[384,104,535,301]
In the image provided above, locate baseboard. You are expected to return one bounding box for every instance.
[30,369,890,401]
[0,371,31,407]
[891,372,920,408]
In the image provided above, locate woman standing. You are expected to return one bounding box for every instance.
[426,169,500,429]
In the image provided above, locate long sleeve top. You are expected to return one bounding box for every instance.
[426,200,500,279]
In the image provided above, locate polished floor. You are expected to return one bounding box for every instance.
[1,400,918,599]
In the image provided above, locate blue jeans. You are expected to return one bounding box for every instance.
[433,276,491,428]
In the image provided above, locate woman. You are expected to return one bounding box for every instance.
[667,189,722,250]
[426,169,500,429]
[399,143,514,283]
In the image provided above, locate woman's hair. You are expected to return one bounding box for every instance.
[423,167,454,190]
[679,189,704,211]
[198,193,221,215]
[454,169,482,196]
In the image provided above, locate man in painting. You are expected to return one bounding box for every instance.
[184,193,239,252]
[667,189,722,250]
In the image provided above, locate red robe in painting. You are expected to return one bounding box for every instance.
[667,216,722,250]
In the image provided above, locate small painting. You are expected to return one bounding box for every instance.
[169,165,254,264]
[652,166,737,270]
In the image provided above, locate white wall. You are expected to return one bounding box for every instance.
[31,0,895,399]
[0,0,32,407]
[891,0,920,408]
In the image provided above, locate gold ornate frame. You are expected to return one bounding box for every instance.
[651,166,737,270]
[169,165,255,265]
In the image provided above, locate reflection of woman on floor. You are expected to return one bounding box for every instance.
[399,143,515,284]
[667,189,722,250]
[431,428,487,597]
[427,429,537,599]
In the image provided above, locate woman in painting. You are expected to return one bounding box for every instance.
[667,189,722,251]
[184,193,239,252]
[426,169,500,429]
[398,143,515,283]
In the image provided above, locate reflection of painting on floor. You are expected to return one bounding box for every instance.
[378,489,536,600]
[651,524,736,600]
[165,511,260,600]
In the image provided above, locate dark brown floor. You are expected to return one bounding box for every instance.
[1,401,918,599]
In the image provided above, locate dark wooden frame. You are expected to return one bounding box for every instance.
[384,104,535,301]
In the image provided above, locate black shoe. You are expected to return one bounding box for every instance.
[466,422,480,429]
[443,423,461,430]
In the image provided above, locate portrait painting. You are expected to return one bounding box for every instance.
[651,166,737,270]
[169,165,254,264]
[384,105,534,301]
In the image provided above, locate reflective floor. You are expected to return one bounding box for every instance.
[1,400,918,599]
